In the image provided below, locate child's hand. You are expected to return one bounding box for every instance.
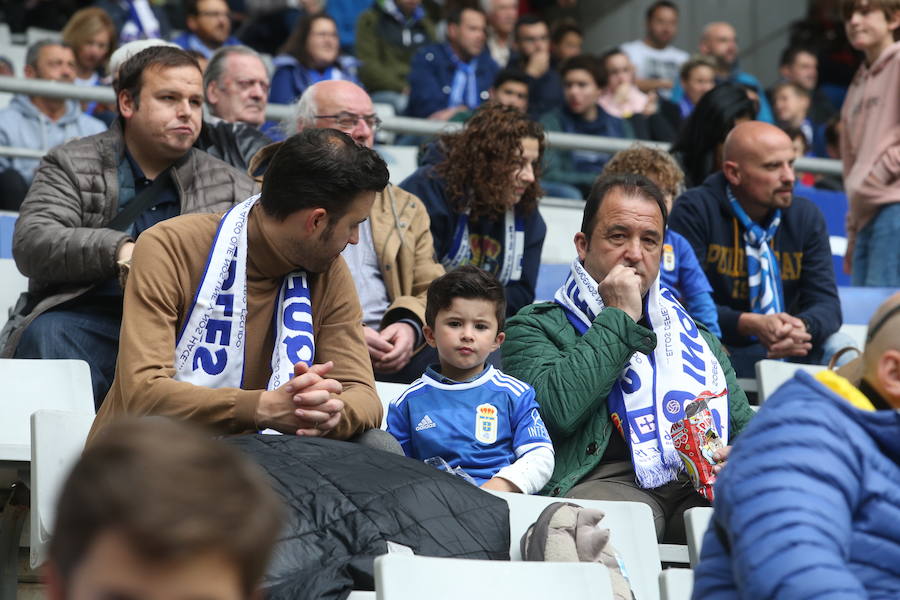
[480,477,522,493]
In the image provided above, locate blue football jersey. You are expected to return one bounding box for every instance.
[386,366,553,484]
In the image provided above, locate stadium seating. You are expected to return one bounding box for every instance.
[28,409,93,568]
[374,553,614,600]
[754,360,826,404]
[683,506,713,568]
[489,490,662,600]
[658,568,693,600]
[375,381,408,429]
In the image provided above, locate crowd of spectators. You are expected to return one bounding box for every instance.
[1,0,899,597]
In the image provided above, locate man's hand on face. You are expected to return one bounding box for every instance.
[256,361,344,436]
[525,50,550,78]
[598,264,643,322]
[373,322,416,374]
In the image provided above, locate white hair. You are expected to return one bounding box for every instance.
[287,84,320,137]
[108,39,180,82]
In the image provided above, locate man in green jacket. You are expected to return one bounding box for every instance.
[503,173,754,543]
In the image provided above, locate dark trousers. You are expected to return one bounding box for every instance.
[0,169,29,212]
[15,297,122,409]
[566,460,709,544]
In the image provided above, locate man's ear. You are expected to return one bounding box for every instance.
[722,160,741,187]
[574,231,589,262]
[118,89,136,119]
[877,349,900,405]
[205,80,220,106]
[24,64,36,79]
[305,208,329,234]
[423,325,436,348]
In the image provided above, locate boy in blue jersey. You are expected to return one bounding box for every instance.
[602,145,723,338]
[386,266,554,494]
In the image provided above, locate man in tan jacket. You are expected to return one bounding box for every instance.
[91,128,389,441]
[258,80,445,384]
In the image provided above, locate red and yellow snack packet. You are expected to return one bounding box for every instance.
[670,395,725,501]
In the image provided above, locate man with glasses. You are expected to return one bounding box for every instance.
[251,80,445,383]
[173,0,241,59]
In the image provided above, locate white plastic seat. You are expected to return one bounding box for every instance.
[488,490,662,600]
[29,409,94,568]
[659,568,693,600]
[374,145,419,185]
[755,360,826,404]
[374,553,613,600]
[374,381,409,429]
[684,506,713,568]
[0,359,94,465]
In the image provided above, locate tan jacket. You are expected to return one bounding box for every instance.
[90,206,380,441]
[371,184,445,330]
[840,40,900,246]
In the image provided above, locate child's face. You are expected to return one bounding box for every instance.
[773,87,808,124]
[845,3,900,52]
[425,298,505,381]
[791,135,808,159]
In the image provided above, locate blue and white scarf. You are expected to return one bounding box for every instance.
[174,195,314,391]
[120,0,161,42]
[554,259,729,489]
[447,48,478,109]
[444,210,524,285]
[726,186,784,315]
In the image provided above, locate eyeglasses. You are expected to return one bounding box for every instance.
[232,78,270,94]
[315,112,382,130]
[197,10,229,18]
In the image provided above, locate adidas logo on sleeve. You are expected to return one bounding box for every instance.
[415,415,437,431]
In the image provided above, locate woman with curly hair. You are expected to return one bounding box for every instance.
[269,12,360,105]
[400,102,546,317]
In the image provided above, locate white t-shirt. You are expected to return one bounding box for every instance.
[621,39,689,96]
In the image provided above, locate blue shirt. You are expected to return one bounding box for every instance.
[386,365,553,485]
[660,229,713,299]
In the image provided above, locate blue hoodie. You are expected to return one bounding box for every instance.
[695,370,900,599]
[0,95,107,184]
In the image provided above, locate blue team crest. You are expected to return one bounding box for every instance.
[475,403,498,444]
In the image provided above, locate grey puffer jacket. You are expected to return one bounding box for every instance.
[1,123,257,356]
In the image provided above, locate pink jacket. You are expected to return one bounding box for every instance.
[840,40,900,247]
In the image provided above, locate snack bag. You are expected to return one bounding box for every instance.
[670,396,724,501]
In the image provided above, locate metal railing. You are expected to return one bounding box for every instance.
[0,76,844,176]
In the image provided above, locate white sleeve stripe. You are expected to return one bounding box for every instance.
[489,377,525,397]
[493,372,527,393]
[514,442,554,458]
[391,380,426,407]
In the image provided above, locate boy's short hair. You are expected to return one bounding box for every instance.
[679,54,717,82]
[49,418,283,597]
[425,266,507,332]
[492,67,529,90]
[782,125,810,154]
[771,80,811,99]
[560,54,603,87]
[601,144,685,200]
[550,18,582,45]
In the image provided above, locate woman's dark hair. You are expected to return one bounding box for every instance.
[279,12,337,69]
[670,82,756,187]
[436,102,545,221]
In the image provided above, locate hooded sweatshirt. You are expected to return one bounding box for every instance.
[0,95,106,184]
[840,40,900,247]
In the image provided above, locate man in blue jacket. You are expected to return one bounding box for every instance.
[694,292,900,599]
[669,121,847,378]
[404,6,498,121]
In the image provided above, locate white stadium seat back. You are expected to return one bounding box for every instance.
[489,490,662,600]
[659,568,693,600]
[684,506,714,567]
[375,381,409,429]
[0,359,94,463]
[374,554,613,600]
[29,409,94,568]
[755,360,826,404]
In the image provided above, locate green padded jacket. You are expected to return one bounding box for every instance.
[502,301,755,496]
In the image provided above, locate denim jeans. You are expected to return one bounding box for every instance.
[725,329,858,379]
[15,296,122,409]
[852,202,900,287]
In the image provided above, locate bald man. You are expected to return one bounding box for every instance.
[670,22,773,123]
[693,292,900,598]
[669,121,847,378]
[250,81,445,383]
